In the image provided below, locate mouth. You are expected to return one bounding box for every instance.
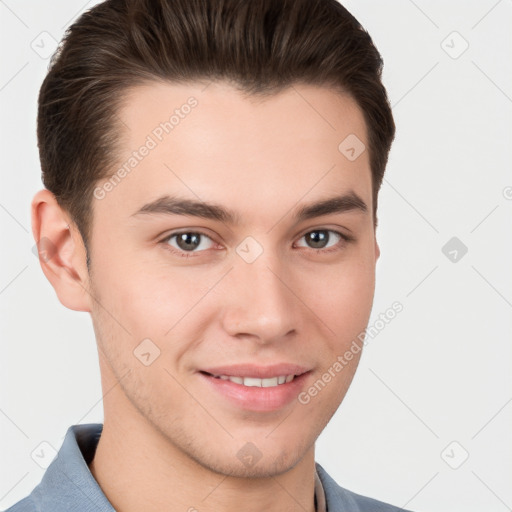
[200,371,298,387]
[197,365,312,412]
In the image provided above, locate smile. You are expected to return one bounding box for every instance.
[207,373,296,387]
[198,366,311,412]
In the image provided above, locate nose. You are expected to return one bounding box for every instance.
[220,249,302,345]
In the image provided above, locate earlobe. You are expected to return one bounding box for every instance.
[375,239,380,260]
[31,189,92,312]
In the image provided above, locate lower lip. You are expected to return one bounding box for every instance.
[198,372,311,412]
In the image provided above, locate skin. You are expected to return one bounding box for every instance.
[32,81,380,512]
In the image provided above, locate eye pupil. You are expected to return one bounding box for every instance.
[176,233,201,251]
[306,230,328,249]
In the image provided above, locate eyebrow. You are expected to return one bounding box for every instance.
[131,191,368,224]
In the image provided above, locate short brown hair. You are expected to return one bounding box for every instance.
[38,0,395,263]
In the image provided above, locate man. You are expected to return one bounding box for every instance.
[8,0,409,510]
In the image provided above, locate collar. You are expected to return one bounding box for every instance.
[314,467,327,512]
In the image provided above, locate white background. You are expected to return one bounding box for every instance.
[1,1,511,511]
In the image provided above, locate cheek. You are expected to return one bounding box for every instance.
[304,256,376,333]
[339,267,375,324]
[90,244,180,327]
[91,258,217,375]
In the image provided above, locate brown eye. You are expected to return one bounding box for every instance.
[162,231,215,255]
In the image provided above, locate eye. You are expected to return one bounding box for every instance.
[161,231,216,257]
[160,228,353,258]
[295,229,351,253]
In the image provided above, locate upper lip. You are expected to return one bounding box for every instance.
[200,363,311,379]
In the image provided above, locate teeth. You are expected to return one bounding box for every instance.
[262,377,278,387]
[212,374,296,387]
[244,377,265,387]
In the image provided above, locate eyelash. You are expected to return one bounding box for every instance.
[159,229,354,258]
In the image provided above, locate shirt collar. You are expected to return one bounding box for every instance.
[33,423,115,512]
[314,466,327,512]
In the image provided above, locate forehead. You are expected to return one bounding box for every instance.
[119,80,368,150]
[96,80,372,226]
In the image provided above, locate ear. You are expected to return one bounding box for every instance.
[31,189,92,312]
[375,237,380,261]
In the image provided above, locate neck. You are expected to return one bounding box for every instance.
[89,395,317,512]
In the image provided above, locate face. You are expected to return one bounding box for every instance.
[86,81,379,477]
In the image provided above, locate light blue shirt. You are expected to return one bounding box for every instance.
[5,423,413,512]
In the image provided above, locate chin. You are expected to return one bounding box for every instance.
[181,432,313,479]
[200,449,305,479]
